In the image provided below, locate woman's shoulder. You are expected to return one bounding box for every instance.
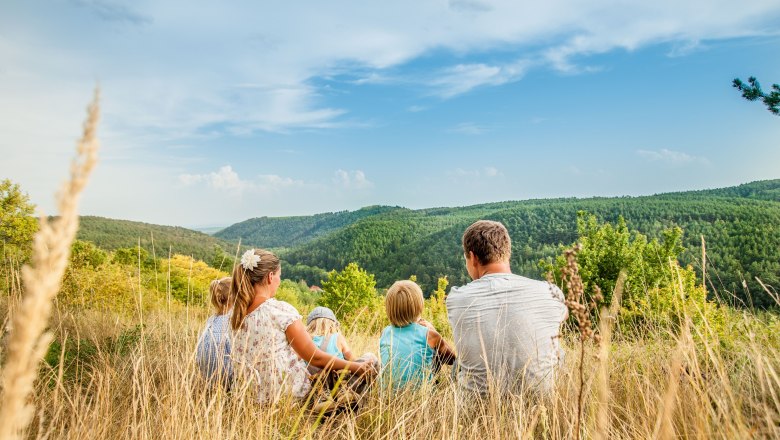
[266,298,301,328]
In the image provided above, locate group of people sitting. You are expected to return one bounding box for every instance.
[195,220,568,410]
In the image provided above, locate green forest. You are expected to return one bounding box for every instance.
[66,179,780,309]
[221,179,780,308]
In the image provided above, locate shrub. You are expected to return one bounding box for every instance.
[70,240,107,269]
[320,262,377,319]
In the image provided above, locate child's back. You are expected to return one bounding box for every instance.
[379,322,435,388]
[195,277,234,388]
[311,333,345,359]
[196,313,233,386]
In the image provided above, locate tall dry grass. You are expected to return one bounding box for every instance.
[0,89,100,439]
[0,285,772,440]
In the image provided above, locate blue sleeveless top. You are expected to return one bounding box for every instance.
[311,334,344,360]
[379,323,435,388]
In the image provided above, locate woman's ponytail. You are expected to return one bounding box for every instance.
[229,249,280,331]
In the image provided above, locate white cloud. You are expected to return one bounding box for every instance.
[449,122,488,135]
[431,60,530,98]
[636,149,709,165]
[450,167,504,179]
[179,165,305,193]
[334,169,373,190]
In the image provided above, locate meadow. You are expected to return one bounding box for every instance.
[2,267,779,439]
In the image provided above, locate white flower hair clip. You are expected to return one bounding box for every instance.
[241,249,261,270]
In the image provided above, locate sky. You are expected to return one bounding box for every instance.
[1,1,779,229]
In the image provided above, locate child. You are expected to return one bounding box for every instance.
[380,280,456,389]
[306,306,355,362]
[229,249,375,404]
[195,276,234,388]
[305,306,377,412]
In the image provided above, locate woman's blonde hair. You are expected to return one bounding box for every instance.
[306,317,340,337]
[230,249,280,331]
[385,280,425,327]
[209,277,233,315]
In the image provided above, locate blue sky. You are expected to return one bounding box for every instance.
[1,1,779,228]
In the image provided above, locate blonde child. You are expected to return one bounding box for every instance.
[229,249,374,404]
[380,280,456,389]
[306,306,355,361]
[195,276,234,388]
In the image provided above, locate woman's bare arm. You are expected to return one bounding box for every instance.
[285,320,371,375]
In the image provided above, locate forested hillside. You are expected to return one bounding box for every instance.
[77,216,233,262]
[74,180,780,308]
[214,205,401,248]
[238,180,780,308]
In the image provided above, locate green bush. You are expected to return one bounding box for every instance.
[320,262,378,319]
[70,240,108,268]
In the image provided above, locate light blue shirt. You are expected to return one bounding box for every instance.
[311,334,344,360]
[379,323,434,388]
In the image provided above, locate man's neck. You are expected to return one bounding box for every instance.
[475,261,512,279]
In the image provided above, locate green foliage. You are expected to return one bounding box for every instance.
[112,246,155,269]
[215,205,402,248]
[210,245,236,272]
[77,216,232,266]
[0,179,37,258]
[320,262,378,318]
[282,261,329,287]
[423,276,451,339]
[161,254,228,305]
[275,279,321,313]
[70,240,108,269]
[542,213,726,334]
[274,179,780,308]
[541,213,685,308]
[733,77,780,116]
[61,261,158,314]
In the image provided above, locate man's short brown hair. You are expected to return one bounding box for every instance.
[462,220,512,265]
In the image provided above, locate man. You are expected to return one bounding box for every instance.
[446,220,568,398]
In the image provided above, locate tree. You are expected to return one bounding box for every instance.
[320,262,377,318]
[733,77,780,116]
[0,179,38,258]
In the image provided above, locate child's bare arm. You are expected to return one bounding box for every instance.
[337,333,356,361]
[425,326,457,365]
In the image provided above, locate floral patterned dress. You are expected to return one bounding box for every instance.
[232,298,311,403]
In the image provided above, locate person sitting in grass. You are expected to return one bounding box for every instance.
[195,276,234,389]
[305,306,378,412]
[306,306,356,362]
[379,280,456,390]
[229,249,375,405]
[447,220,568,400]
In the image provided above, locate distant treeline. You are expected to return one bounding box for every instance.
[77,180,780,308]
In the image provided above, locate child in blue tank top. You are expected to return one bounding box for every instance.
[305,306,355,361]
[380,280,456,389]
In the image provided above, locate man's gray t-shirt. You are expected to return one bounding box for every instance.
[447,273,568,396]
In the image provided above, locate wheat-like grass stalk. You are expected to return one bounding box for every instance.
[0,88,100,440]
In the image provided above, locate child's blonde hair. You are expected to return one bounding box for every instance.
[209,277,233,315]
[306,318,340,336]
[385,280,425,327]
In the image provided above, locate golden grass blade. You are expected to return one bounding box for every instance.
[0,88,100,440]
